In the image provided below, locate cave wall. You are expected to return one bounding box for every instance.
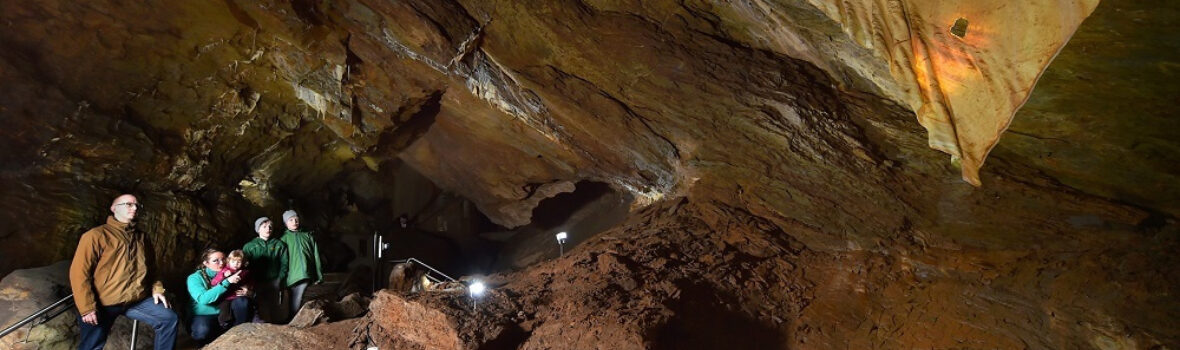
[0,0,445,276]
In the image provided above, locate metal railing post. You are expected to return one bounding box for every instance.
[22,323,32,343]
[385,257,457,283]
[129,320,138,350]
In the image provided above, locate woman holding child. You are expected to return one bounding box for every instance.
[186,248,253,345]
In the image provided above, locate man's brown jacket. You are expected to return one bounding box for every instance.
[69,216,164,315]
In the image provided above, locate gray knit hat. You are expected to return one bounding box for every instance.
[282,210,298,222]
[254,217,271,232]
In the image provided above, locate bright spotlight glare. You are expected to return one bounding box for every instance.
[469,281,486,297]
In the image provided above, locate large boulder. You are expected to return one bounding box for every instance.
[203,321,366,350]
[288,293,370,329]
[0,261,76,350]
[367,290,523,350]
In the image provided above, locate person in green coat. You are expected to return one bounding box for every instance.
[186,249,246,345]
[280,210,322,317]
[242,217,287,323]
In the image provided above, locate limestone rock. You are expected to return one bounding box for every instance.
[288,293,371,329]
[367,290,521,350]
[202,321,365,350]
[0,262,76,350]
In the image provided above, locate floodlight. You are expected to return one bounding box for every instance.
[469,281,486,297]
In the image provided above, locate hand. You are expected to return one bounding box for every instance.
[153,293,170,309]
[226,272,242,284]
[81,311,98,325]
[224,270,233,277]
[235,287,250,297]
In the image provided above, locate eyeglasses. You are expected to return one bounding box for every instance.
[114,202,143,209]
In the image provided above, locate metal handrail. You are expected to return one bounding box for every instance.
[387,257,457,283]
[0,294,73,339]
[1,293,140,350]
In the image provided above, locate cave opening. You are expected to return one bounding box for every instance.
[253,157,512,297]
[483,180,634,271]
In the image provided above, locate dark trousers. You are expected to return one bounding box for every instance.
[188,315,220,346]
[217,297,254,326]
[287,280,310,318]
[255,279,283,323]
[190,299,251,345]
[77,297,178,350]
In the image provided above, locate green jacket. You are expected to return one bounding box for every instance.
[281,229,323,287]
[186,268,230,316]
[242,237,288,282]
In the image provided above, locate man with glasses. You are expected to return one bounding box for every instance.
[69,194,178,350]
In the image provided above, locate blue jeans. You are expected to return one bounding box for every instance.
[288,280,310,318]
[77,297,178,350]
[189,315,220,345]
[229,297,252,326]
[190,298,251,345]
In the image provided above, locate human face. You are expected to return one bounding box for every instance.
[258,221,272,239]
[110,194,139,223]
[228,258,243,270]
[285,216,299,231]
[203,252,225,271]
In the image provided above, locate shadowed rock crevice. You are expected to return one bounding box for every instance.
[372,90,444,157]
[651,280,790,350]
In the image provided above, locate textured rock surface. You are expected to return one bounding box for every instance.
[202,320,366,350]
[287,293,370,329]
[0,0,1178,348]
[355,199,1177,348]
[0,262,76,350]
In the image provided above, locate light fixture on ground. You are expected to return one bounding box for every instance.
[556,231,569,255]
[469,280,487,310]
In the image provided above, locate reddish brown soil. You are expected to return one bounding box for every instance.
[364,198,811,349]
[359,198,1178,349]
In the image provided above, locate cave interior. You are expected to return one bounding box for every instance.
[0,0,1177,349]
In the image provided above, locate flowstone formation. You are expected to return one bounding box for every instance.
[1,0,1177,348]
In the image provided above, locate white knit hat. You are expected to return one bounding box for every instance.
[254,217,271,232]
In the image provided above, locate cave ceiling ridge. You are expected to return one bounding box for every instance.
[374,16,567,149]
[737,0,1099,185]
